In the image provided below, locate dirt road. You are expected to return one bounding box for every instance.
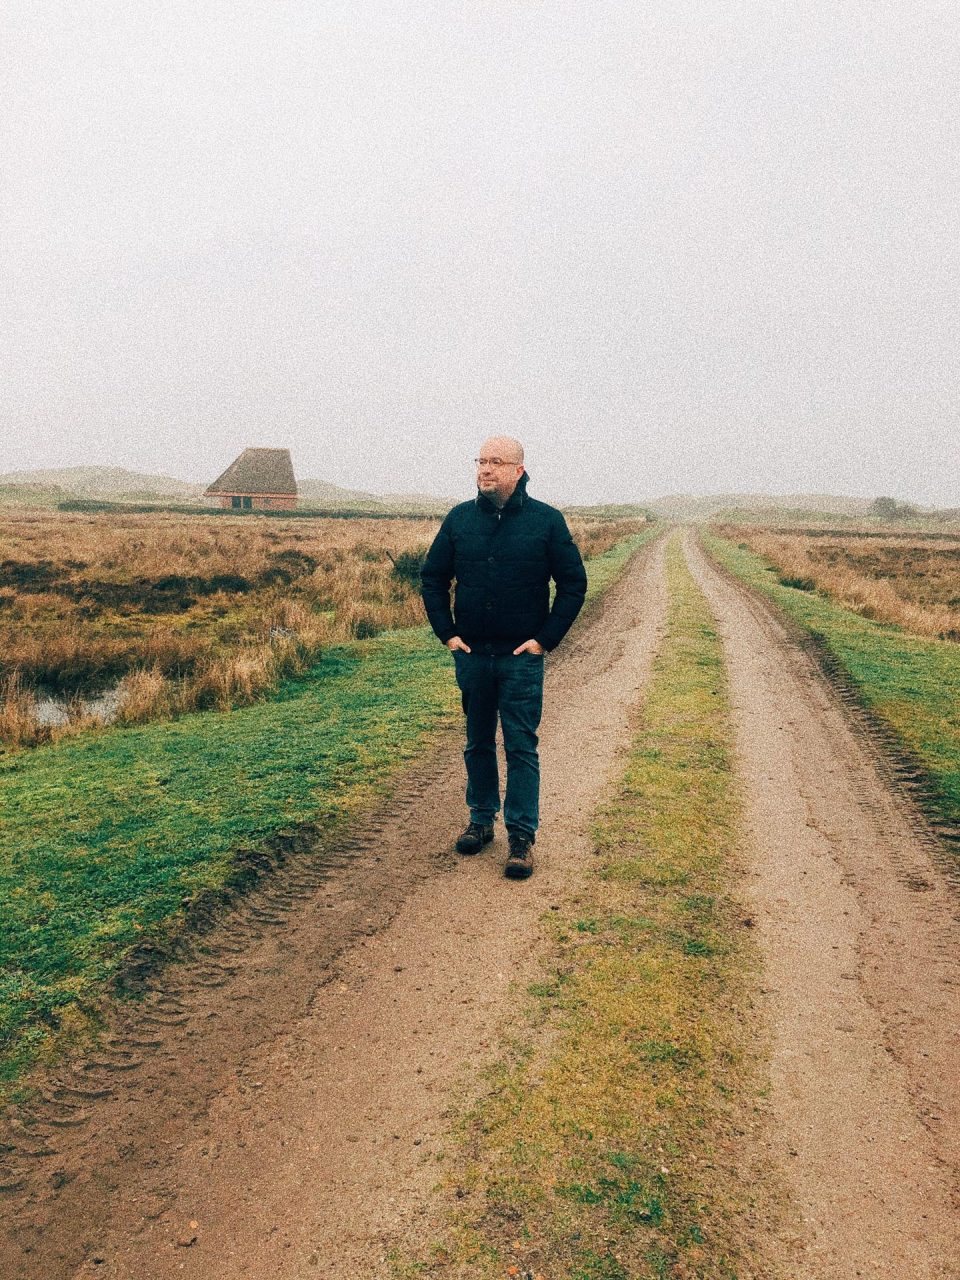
[687,532,960,1279]
[1,537,669,1280]
[2,530,958,1279]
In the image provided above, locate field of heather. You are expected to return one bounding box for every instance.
[716,524,960,640]
[0,509,644,749]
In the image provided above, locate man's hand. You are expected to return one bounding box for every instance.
[447,636,472,653]
[513,639,545,656]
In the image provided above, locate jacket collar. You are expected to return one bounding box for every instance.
[476,469,529,514]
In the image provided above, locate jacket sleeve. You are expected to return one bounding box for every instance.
[420,514,458,645]
[535,513,588,651]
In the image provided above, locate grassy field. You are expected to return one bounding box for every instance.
[717,524,960,639]
[704,531,960,837]
[396,538,775,1280]
[0,509,646,750]
[0,528,656,1094]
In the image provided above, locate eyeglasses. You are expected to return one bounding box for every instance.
[474,457,522,468]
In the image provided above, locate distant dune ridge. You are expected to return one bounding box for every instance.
[0,466,441,511]
[0,467,204,502]
[646,493,875,519]
[0,467,946,518]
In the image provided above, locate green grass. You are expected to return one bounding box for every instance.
[0,532,656,1092]
[0,631,458,1086]
[398,536,774,1279]
[703,532,960,834]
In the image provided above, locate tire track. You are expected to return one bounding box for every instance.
[704,539,960,891]
[687,530,960,1280]
[0,535,667,1280]
[0,730,471,1271]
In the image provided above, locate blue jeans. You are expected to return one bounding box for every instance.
[452,650,545,836]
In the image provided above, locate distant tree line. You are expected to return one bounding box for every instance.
[870,496,919,520]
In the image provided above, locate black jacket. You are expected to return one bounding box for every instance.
[420,473,587,653]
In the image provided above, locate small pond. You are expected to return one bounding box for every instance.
[33,682,126,728]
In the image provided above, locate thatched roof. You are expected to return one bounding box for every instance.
[206,448,297,496]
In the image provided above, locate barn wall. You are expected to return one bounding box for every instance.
[211,494,298,510]
[256,495,297,509]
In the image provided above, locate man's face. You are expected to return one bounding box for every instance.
[476,437,525,505]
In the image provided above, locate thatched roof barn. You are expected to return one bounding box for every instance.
[205,448,298,511]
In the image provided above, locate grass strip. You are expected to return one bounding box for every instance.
[0,531,656,1092]
[703,531,960,834]
[396,536,769,1280]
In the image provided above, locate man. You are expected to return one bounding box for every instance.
[420,437,587,879]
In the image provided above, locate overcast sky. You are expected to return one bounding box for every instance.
[1,1,958,504]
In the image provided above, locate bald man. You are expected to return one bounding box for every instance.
[420,437,587,879]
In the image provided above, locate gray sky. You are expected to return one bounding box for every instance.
[2,1,958,505]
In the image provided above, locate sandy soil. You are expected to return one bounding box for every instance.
[0,537,668,1280]
[687,531,960,1279]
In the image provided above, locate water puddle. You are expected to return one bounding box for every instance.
[33,682,125,728]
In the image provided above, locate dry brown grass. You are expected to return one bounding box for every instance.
[567,517,636,560]
[0,509,645,748]
[720,525,960,639]
[0,675,48,749]
[114,668,171,726]
[0,511,438,747]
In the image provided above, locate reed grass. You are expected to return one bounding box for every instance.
[718,526,960,640]
[0,510,647,749]
[0,676,47,750]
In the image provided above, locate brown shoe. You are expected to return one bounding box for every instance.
[504,830,535,879]
[455,821,494,855]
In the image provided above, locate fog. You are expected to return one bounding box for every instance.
[2,1,958,505]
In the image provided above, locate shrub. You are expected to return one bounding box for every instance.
[388,548,428,590]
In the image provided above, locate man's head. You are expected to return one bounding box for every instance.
[476,436,525,506]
